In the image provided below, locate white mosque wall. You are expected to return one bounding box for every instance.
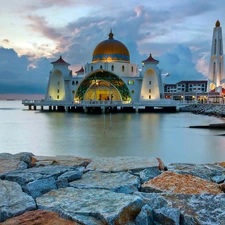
[84,62,138,78]
[46,69,66,101]
[140,67,161,100]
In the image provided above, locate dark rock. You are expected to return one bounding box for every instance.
[135,204,154,225]
[211,174,225,183]
[58,170,83,182]
[153,207,180,225]
[1,165,78,187]
[17,161,28,169]
[56,178,69,188]
[24,177,57,199]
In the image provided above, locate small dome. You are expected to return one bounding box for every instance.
[215,20,220,27]
[92,30,130,63]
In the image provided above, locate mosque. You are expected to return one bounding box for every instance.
[31,29,177,113]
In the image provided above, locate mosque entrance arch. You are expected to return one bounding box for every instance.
[75,70,131,101]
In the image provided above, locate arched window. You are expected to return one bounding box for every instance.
[100,65,103,69]
[76,81,79,85]
[111,65,114,71]
[122,65,125,72]
[57,89,60,93]
[58,81,60,85]
[91,66,93,72]
[72,81,75,85]
[219,63,221,74]
[131,66,134,72]
[57,95,59,99]
[214,39,217,54]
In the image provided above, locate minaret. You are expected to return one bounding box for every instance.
[207,20,225,92]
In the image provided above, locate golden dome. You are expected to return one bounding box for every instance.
[216,20,220,27]
[92,30,130,63]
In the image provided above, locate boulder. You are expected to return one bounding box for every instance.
[1,165,79,187]
[58,170,83,182]
[86,156,164,172]
[139,168,162,184]
[0,180,36,222]
[69,171,140,194]
[135,192,225,225]
[167,163,225,181]
[34,155,91,167]
[141,171,222,194]
[0,159,20,175]
[36,187,144,225]
[135,204,154,225]
[24,177,57,199]
[1,210,81,225]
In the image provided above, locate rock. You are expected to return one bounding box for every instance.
[139,168,162,184]
[135,204,154,225]
[211,174,225,183]
[153,207,180,225]
[17,161,28,169]
[1,210,81,225]
[20,154,37,168]
[0,153,14,159]
[135,192,225,225]
[86,156,163,172]
[0,159,20,175]
[34,155,91,167]
[58,170,83,182]
[167,163,225,181]
[141,171,222,194]
[69,171,140,194]
[56,178,69,188]
[1,165,78,187]
[24,177,57,199]
[219,183,225,192]
[0,180,36,222]
[36,187,144,225]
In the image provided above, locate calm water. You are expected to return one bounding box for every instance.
[0,100,225,164]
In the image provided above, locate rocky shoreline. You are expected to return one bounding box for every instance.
[179,103,225,118]
[1,153,225,224]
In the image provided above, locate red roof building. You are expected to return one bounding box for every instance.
[142,54,159,64]
[51,56,70,65]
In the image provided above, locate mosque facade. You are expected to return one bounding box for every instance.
[44,30,165,105]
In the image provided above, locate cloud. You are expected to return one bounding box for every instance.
[158,45,207,84]
[0,47,51,94]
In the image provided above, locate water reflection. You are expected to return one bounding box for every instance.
[0,101,225,164]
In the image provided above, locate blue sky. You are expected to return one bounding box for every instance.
[1,0,225,94]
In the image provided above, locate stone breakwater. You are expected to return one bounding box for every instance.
[179,103,225,117]
[1,153,225,224]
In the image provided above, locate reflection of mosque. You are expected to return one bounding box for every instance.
[23,30,177,113]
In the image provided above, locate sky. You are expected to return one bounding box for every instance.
[1,0,225,94]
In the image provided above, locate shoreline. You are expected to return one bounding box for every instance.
[1,152,225,224]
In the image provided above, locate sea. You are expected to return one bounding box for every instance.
[0,99,225,165]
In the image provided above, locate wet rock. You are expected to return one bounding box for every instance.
[34,155,91,167]
[141,171,222,194]
[153,207,180,225]
[69,171,140,194]
[0,180,36,222]
[167,163,225,181]
[58,170,83,182]
[1,210,81,225]
[36,187,144,225]
[1,165,78,187]
[135,192,225,225]
[24,177,57,199]
[86,156,163,172]
[135,204,154,225]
